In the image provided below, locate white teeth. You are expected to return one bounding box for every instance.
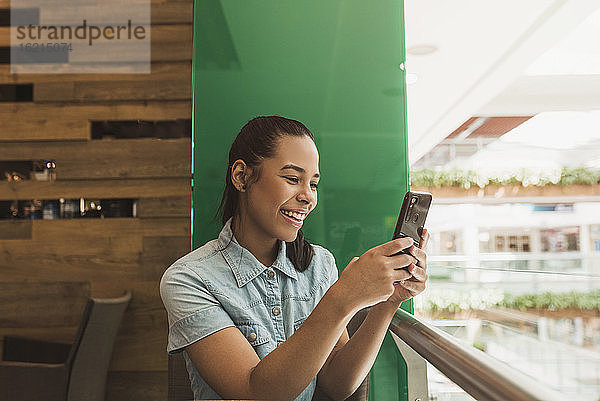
[282,209,305,221]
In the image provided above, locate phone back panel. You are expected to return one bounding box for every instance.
[393,191,432,245]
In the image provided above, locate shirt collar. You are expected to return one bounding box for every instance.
[218,217,298,287]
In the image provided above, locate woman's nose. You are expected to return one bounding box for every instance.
[297,183,316,204]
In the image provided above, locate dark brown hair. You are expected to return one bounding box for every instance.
[213,116,315,272]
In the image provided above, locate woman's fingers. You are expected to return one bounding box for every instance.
[419,228,430,249]
[393,268,412,282]
[400,278,425,295]
[389,253,417,270]
[407,264,427,282]
[407,245,427,269]
[375,236,413,256]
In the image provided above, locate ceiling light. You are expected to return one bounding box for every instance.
[407,44,438,56]
[406,73,418,85]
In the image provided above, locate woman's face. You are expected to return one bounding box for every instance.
[239,135,320,243]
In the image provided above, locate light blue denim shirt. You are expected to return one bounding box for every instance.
[160,216,339,400]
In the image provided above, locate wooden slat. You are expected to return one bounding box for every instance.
[141,235,190,280]
[0,138,191,179]
[0,220,188,283]
[0,177,190,199]
[151,39,191,62]
[27,217,189,239]
[151,3,193,24]
[0,235,143,282]
[0,101,191,141]
[35,79,191,102]
[0,220,32,240]
[0,119,90,141]
[0,101,190,121]
[0,281,90,327]
[137,196,191,218]
[0,62,191,84]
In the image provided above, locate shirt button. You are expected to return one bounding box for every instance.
[247,332,257,342]
[272,307,281,316]
[267,270,275,278]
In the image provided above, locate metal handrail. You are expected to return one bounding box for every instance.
[389,308,565,401]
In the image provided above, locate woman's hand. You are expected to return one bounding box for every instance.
[334,236,418,312]
[383,228,430,305]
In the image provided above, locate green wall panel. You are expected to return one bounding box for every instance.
[192,1,410,399]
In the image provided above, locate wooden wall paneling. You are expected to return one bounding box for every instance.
[1,0,195,398]
[0,102,191,142]
[35,79,191,102]
[0,27,8,47]
[0,101,191,121]
[137,196,191,218]
[0,218,188,280]
[0,236,143,282]
[0,220,32,239]
[0,118,90,141]
[0,138,191,179]
[140,217,190,237]
[28,218,189,239]
[0,281,89,357]
[151,24,192,43]
[0,62,191,84]
[0,177,191,200]
[56,139,191,179]
[151,40,192,62]
[141,235,190,280]
[151,3,193,24]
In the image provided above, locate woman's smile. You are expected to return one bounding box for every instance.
[279,208,305,227]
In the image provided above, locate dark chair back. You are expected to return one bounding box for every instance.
[67,291,132,401]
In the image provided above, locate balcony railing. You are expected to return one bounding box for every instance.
[389,308,566,401]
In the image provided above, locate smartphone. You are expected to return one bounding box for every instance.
[390,191,432,257]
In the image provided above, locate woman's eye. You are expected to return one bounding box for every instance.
[284,176,318,189]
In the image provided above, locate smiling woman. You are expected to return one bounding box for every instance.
[159,115,430,401]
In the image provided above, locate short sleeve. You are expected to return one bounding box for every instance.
[159,263,235,354]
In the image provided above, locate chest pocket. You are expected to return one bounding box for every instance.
[236,322,272,358]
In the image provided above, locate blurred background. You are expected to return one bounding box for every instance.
[405,2,600,400]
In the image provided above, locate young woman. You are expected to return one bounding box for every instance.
[160,116,429,401]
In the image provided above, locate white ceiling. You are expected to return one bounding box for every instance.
[405,0,600,164]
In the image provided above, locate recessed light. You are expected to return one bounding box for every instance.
[407,44,438,56]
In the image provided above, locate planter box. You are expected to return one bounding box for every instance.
[411,183,600,200]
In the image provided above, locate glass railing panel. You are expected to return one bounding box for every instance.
[426,361,476,401]
[414,265,600,400]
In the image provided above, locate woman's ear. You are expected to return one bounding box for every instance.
[231,159,250,192]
